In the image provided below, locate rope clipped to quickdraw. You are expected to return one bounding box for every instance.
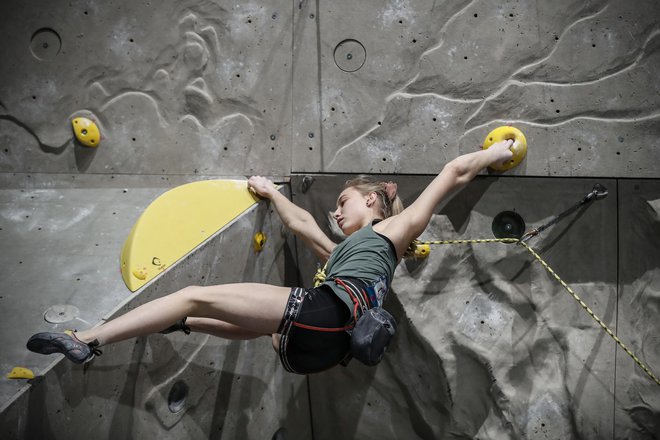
[412,238,660,387]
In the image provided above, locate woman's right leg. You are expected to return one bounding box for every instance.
[185,317,265,340]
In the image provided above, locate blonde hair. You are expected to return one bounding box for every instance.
[345,175,420,259]
[344,175,404,219]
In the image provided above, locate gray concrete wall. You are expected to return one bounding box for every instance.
[1,0,659,439]
[1,0,658,178]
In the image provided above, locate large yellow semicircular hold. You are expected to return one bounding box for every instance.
[121,180,260,292]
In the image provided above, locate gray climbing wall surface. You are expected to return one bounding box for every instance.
[1,179,310,439]
[296,0,660,176]
[292,175,659,439]
[1,0,659,438]
[0,0,293,176]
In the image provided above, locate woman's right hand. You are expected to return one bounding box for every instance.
[247,176,277,199]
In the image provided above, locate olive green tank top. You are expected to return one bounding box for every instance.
[322,221,398,310]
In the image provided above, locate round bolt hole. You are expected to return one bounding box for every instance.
[30,28,62,61]
[492,210,525,240]
[333,39,366,72]
[272,427,288,440]
[43,304,80,324]
[168,380,189,413]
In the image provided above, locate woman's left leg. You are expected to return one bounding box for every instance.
[75,283,290,346]
[28,283,291,363]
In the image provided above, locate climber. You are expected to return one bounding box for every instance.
[27,140,514,374]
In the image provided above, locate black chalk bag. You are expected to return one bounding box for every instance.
[350,307,397,366]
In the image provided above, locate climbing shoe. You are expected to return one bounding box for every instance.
[26,330,102,364]
[159,317,191,335]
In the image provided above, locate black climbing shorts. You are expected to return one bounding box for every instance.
[277,285,351,374]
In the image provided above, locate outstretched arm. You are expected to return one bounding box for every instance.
[247,176,337,260]
[375,140,514,258]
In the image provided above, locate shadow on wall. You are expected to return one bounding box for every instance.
[309,292,454,439]
[1,188,312,439]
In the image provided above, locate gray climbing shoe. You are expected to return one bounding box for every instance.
[26,330,101,364]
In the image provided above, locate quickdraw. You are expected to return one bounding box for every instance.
[313,262,327,287]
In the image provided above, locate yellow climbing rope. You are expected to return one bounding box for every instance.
[413,237,660,387]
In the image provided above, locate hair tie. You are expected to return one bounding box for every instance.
[383,181,397,202]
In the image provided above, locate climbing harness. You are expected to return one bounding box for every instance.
[299,277,397,366]
[412,236,660,387]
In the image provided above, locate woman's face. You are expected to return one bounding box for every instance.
[333,187,374,235]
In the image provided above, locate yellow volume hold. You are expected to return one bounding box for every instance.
[71,117,101,147]
[120,180,261,291]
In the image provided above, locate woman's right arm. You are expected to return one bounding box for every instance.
[247,176,336,261]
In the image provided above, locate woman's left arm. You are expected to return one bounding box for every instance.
[375,141,514,258]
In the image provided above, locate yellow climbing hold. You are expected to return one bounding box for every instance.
[253,232,267,252]
[7,367,35,379]
[71,117,100,147]
[413,243,431,259]
[121,180,263,292]
[482,126,527,171]
[132,267,148,281]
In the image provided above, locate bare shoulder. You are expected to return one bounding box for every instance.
[372,215,414,260]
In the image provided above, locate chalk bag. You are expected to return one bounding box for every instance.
[350,307,397,366]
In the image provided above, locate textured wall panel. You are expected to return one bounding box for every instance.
[1,0,658,178]
[308,0,660,177]
[292,175,658,439]
[0,182,310,439]
[0,0,292,176]
[616,181,660,439]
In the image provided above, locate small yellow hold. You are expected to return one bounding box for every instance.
[414,243,431,259]
[253,232,267,252]
[7,367,35,380]
[482,126,527,171]
[132,267,148,280]
[71,117,101,147]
